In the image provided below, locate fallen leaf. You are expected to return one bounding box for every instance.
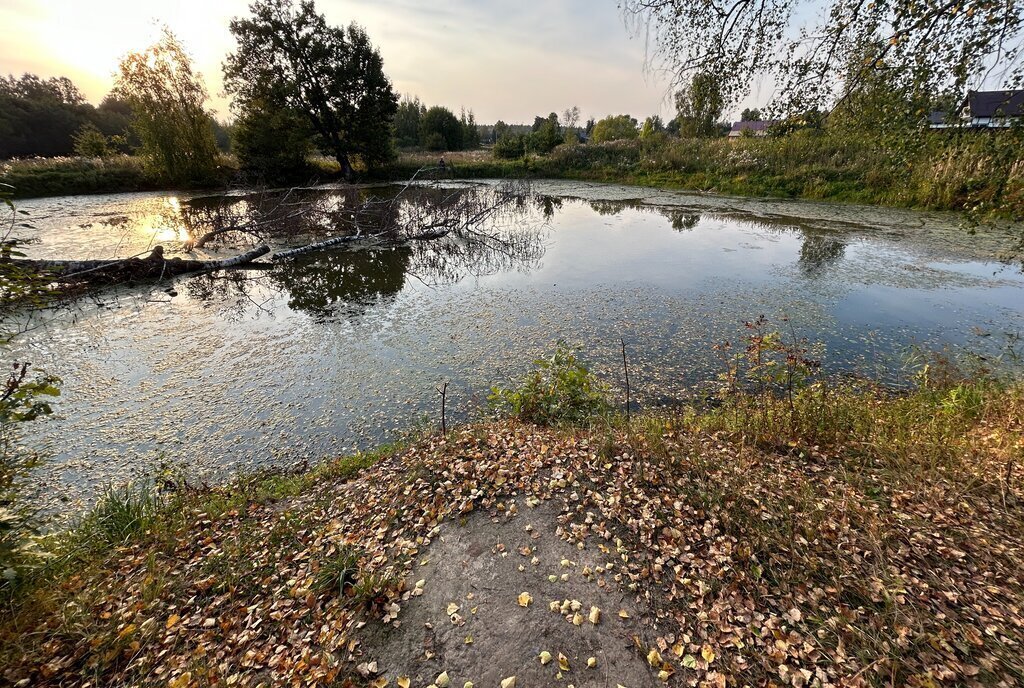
[501,677,516,688]
[517,592,533,607]
[558,652,570,672]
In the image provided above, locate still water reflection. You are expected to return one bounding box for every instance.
[9,180,1024,511]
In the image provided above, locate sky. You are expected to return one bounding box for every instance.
[0,0,773,124]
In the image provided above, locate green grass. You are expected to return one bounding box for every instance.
[392,129,1024,220]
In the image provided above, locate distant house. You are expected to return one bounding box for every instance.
[928,89,1024,129]
[727,120,779,138]
[966,90,1024,128]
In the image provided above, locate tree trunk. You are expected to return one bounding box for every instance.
[9,245,271,283]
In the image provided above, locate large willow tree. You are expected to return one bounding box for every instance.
[622,0,1024,115]
[113,30,219,186]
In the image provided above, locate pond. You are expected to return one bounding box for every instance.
[9,180,1024,513]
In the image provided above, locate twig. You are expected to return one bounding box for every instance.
[437,381,449,435]
[621,338,631,424]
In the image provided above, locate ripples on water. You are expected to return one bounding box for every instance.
[9,180,1024,511]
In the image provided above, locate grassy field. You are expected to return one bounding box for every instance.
[2,346,1022,686]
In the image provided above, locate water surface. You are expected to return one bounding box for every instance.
[10,180,1024,512]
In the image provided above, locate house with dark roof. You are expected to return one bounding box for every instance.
[727,120,779,138]
[966,90,1024,128]
[928,89,1024,129]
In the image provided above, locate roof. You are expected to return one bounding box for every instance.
[968,90,1024,118]
[927,110,948,125]
[729,120,774,133]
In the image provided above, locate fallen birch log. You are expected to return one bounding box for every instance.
[8,245,272,283]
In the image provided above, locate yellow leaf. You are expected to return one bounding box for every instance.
[539,651,553,665]
[647,649,663,666]
[446,602,460,615]
[165,614,180,629]
[371,680,389,688]
[701,644,716,664]
[517,592,533,607]
[500,677,516,688]
[588,606,601,625]
[436,671,450,687]
[618,609,630,618]
[587,657,597,668]
[168,673,192,688]
[119,623,137,639]
[397,678,411,688]
[558,653,570,672]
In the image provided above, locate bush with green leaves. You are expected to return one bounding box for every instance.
[0,363,61,590]
[490,343,610,426]
[493,134,526,160]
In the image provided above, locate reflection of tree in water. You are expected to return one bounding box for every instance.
[183,184,548,320]
[270,246,410,319]
[798,233,846,277]
[666,210,700,231]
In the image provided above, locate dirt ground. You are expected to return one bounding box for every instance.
[360,499,665,687]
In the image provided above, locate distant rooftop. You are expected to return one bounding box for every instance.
[968,90,1024,118]
[729,120,775,132]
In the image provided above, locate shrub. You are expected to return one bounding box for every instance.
[493,134,526,160]
[490,342,610,425]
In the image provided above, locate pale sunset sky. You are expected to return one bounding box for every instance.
[0,0,778,124]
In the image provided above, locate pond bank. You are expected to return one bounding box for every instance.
[3,379,1023,687]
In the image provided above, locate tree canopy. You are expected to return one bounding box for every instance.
[590,114,639,143]
[0,75,132,159]
[674,72,726,137]
[621,0,1024,116]
[224,0,399,179]
[113,30,220,185]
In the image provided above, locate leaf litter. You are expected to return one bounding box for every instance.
[2,412,1023,687]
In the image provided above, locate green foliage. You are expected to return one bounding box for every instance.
[623,0,1024,120]
[113,30,220,186]
[0,363,61,591]
[74,483,160,548]
[590,115,639,143]
[740,108,762,122]
[419,106,463,151]
[224,0,399,178]
[674,72,725,137]
[232,99,313,181]
[0,156,158,199]
[492,134,526,159]
[528,113,562,154]
[461,109,481,150]
[71,123,112,158]
[0,74,133,159]
[395,95,426,148]
[313,546,362,596]
[490,343,610,426]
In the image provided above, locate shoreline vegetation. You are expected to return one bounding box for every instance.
[4,128,1024,223]
[2,343,1023,686]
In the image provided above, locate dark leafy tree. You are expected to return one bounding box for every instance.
[674,72,725,137]
[528,113,561,154]
[420,106,463,151]
[232,98,314,181]
[493,134,526,159]
[395,96,425,148]
[0,75,133,159]
[224,0,399,179]
[740,108,762,122]
[461,109,481,149]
